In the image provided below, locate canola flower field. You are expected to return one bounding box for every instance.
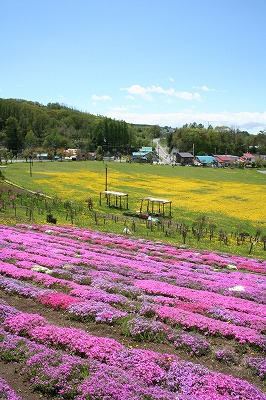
[3,160,266,228]
[0,223,265,399]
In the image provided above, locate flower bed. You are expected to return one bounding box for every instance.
[0,223,265,399]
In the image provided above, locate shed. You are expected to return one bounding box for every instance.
[139,197,172,217]
[175,152,194,165]
[100,191,129,209]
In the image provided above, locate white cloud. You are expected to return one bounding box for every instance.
[91,94,112,102]
[125,94,135,100]
[121,84,153,100]
[201,85,214,92]
[177,91,201,100]
[193,85,215,92]
[105,110,266,133]
[121,84,201,101]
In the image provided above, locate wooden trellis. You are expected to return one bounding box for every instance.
[139,196,172,217]
[100,190,129,210]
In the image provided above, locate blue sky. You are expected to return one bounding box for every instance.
[1,0,266,134]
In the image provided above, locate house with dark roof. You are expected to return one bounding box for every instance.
[174,152,194,165]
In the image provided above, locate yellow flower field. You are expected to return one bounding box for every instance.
[33,166,266,225]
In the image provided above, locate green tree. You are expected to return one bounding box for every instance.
[95,145,103,160]
[22,148,32,162]
[43,130,67,151]
[25,129,38,149]
[5,116,23,156]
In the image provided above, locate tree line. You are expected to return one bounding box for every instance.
[166,122,266,156]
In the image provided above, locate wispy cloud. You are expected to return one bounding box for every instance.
[109,106,128,111]
[193,85,215,92]
[121,84,201,101]
[177,91,201,100]
[105,110,266,133]
[91,94,112,102]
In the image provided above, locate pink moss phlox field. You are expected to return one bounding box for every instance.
[3,312,48,334]
[1,224,266,399]
[2,225,266,278]
[23,349,91,397]
[67,300,127,323]
[37,292,82,309]
[134,280,266,317]
[27,324,124,361]
[156,304,266,348]
[0,275,55,298]
[70,286,128,305]
[1,298,266,398]
[246,357,266,380]
[0,301,21,322]
[0,259,73,289]
[0,377,23,400]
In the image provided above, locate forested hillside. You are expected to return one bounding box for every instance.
[0,98,155,159]
[0,98,266,160]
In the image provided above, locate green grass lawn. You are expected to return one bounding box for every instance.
[4,159,266,191]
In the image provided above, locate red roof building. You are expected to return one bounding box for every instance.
[242,153,256,162]
[214,155,235,167]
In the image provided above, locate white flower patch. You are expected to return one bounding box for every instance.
[228,285,245,292]
[31,265,52,274]
[62,264,71,270]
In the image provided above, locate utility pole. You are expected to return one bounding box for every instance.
[105,164,108,191]
[29,155,33,177]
